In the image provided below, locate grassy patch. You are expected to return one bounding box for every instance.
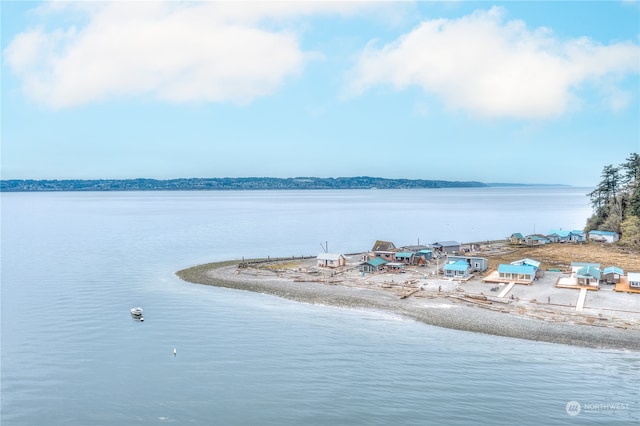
[257,261,305,271]
[484,243,640,272]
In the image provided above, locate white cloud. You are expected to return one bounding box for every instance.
[345,6,640,119]
[4,1,375,109]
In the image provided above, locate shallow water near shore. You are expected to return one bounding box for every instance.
[2,189,638,425]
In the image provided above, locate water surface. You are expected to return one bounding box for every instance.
[2,189,637,425]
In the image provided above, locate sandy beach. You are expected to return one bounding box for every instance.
[176,255,640,352]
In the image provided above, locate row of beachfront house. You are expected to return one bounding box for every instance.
[359,253,490,277]
[566,263,639,289]
[551,263,640,291]
[318,240,468,273]
[316,244,640,290]
[359,241,435,273]
[356,240,490,278]
[509,230,620,246]
[361,240,479,275]
[486,258,640,289]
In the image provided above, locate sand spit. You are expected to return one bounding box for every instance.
[176,259,640,352]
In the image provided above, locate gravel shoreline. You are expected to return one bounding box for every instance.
[176,261,640,352]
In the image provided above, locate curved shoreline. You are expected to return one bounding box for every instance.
[176,261,640,352]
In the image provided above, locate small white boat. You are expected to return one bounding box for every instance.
[130,307,143,317]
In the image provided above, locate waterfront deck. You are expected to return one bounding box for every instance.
[555,276,600,291]
[482,270,534,285]
[614,276,640,294]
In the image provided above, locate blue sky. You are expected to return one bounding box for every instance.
[2,1,639,186]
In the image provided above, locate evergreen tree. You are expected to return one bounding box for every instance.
[621,153,640,185]
[588,165,620,211]
[586,153,640,248]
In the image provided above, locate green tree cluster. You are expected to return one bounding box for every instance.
[586,153,640,247]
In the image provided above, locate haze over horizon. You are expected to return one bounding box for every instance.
[0,175,575,188]
[2,1,639,187]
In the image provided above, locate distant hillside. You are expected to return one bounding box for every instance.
[0,177,488,192]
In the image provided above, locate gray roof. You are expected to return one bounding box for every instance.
[432,241,460,247]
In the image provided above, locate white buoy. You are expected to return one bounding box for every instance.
[173,348,177,356]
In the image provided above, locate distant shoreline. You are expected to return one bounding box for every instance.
[177,260,640,352]
[0,177,570,192]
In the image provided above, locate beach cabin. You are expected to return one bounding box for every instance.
[373,251,396,261]
[569,230,586,243]
[431,241,460,254]
[412,249,433,265]
[511,258,542,278]
[602,266,624,284]
[359,258,388,273]
[628,272,640,288]
[443,260,471,278]
[386,262,406,273]
[316,253,346,268]
[394,252,414,264]
[497,264,536,284]
[371,240,396,251]
[571,262,600,271]
[509,233,524,244]
[524,235,550,245]
[547,230,571,243]
[448,255,488,272]
[588,230,619,243]
[575,265,601,288]
[570,262,601,288]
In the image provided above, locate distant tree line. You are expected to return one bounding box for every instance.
[0,176,488,192]
[586,153,640,248]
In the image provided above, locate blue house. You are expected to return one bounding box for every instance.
[575,265,601,287]
[509,233,525,244]
[588,230,619,243]
[398,245,433,264]
[359,257,388,273]
[394,252,414,264]
[525,235,550,245]
[602,266,624,284]
[569,230,586,243]
[443,260,471,278]
[497,264,536,284]
[413,249,433,262]
[571,262,600,270]
[547,230,571,243]
[511,258,541,271]
[448,255,488,272]
[571,262,601,288]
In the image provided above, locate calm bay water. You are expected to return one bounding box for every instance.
[1,188,638,425]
